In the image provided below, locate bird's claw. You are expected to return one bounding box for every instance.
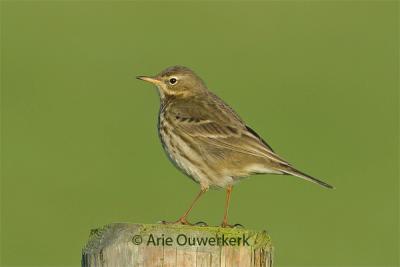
[220,222,244,228]
[194,221,208,227]
[158,218,193,225]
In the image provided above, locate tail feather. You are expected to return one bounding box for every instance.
[279,166,334,189]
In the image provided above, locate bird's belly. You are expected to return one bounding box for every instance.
[158,120,207,185]
[158,116,248,189]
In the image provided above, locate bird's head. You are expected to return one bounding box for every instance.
[137,66,207,98]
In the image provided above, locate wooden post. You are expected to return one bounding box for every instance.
[82,223,273,267]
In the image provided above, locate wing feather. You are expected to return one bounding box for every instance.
[167,96,290,166]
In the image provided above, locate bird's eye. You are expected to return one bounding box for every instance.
[169,78,177,85]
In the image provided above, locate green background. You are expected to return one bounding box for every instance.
[1,1,398,266]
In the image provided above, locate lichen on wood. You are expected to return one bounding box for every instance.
[82,223,273,267]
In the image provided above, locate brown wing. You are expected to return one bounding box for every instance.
[167,94,290,166]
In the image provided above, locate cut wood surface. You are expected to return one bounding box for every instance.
[82,223,273,267]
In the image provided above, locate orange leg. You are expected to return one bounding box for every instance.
[221,185,233,227]
[175,189,206,225]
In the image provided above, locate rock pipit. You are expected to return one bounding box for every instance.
[137,66,333,227]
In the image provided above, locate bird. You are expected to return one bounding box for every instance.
[137,65,333,227]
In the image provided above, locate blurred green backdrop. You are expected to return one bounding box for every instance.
[1,1,398,266]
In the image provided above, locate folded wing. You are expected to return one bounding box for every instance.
[167,97,290,166]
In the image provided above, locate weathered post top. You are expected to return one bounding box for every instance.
[82,223,273,267]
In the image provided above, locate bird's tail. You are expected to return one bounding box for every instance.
[278,166,334,189]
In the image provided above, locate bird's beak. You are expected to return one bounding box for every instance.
[136,76,161,85]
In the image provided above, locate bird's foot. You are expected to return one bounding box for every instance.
[220,222,245,228]
[175,217,192,225]
[158,219,190,225]
[158,218,208,226]
[158,218,208,227]
[193,221,208,227]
